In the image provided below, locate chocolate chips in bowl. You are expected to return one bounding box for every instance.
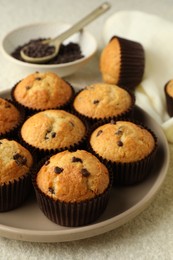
[11,38,84,64]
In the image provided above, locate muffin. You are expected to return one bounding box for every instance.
[20,110,87,157]
[164,79,173,117]
[11,71,74,114]
[0,139,33,211]
[32,149,111,226]
[100,36,145,89]
[72,83,135,123]
[89,120,157,185]
[0,98,25,139]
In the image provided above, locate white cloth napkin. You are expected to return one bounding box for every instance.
[102,10,173,143]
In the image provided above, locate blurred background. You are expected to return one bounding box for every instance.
[1,0,173,41]
[0,0,173,44]
[1,0,173,89]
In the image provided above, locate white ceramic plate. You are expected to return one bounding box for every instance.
[0,89,169,243]
[1,22,97,77]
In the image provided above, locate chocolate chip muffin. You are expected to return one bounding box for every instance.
[0,98,25,139]
[11,71,74,114]
[20,110,86,157]
[32,150,111,226]
[89,120,157,185]
[0,139,33,211]
[72,83,135,123]
[100,36,145,89]
[164,79,173,117]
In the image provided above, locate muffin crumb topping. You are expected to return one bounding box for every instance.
[36,150,109,203]
[90,121,155,163]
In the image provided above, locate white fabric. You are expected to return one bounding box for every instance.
[103,10,173,143]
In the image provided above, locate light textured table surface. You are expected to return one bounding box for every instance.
[0,0,173,259]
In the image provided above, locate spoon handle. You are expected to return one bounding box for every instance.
[51,2,111,45]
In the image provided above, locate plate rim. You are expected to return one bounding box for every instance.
[0,90,170,242]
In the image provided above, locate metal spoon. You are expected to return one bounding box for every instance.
[20,2,111,64]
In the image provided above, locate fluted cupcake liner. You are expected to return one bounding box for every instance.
[164,80,173,117]
[0,173,31,212]
[71,86,136,125]
[34,190,110,227]
[0,99,26,141]
[106,147,157,185]
[87,119,158,186]
[31,157,113,227]
[111,36,145,89]
[11,81,75,116]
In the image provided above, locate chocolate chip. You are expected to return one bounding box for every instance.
[81,168,90,177]
[48,187,55,194]
[115,129,123,135]
[13,153,27,166]
[72,156,83,163]
[96,130,103,137]
[0,142,2,145]
[93,100,99,104]
[26,86,31,90]
[35,77,42,80]
[54,166,63,174]
[5,103,11,108]
[117,140,123,147]
[44,160,50,165]
[51,132,56,138]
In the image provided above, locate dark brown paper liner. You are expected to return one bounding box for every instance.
[0,173,31,212]
[31,156,113,227]
[11,81,75,116]
[71,86,136,125]
[18,118,89,161]
[0,99,25,141]
[111,36,145,90]
[164,81,173,117]
[87,119,158,186]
